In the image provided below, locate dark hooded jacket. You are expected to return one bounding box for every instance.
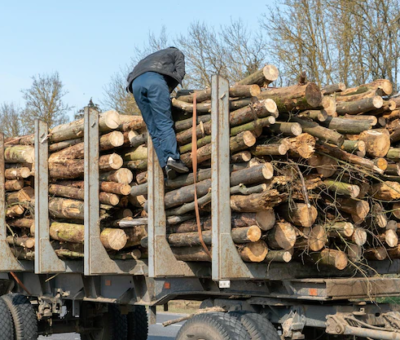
[126,47,185,93]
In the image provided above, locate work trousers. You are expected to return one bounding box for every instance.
[132,72,180,168]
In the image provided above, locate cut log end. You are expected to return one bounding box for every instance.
[104,110,121,129]
[263,99,278,114]
[263,65,279,84]
[238,240,268,262]
[100,228,127,250]
[305,82,323,108]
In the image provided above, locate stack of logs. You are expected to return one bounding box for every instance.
[3,111,148,261]
[125,65,400,272]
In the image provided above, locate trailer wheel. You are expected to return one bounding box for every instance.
[127,306,148,340]
[0,297,14,340]
[80,304,128,340]
[176,312,250,340]
[1,294,38,340]
[229,311,280,340]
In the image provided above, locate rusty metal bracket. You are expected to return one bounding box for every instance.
[84,108,147,276]
[147,136,203,278]
[211,75,257,280]
[35,120,82,273]
[0,133,32,272]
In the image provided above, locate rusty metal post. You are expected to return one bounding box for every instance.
[147,136,197,277]
[84,108,147,275]
[0,133,32,272]
[211,75,252,281]
[35,120,82,273]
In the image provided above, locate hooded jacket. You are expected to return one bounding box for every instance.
[126,47,185,93]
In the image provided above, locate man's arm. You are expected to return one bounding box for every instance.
[174,50,186,84]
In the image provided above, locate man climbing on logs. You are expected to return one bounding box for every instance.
[127,47,189,180]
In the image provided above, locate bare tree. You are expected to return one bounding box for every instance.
[0,103,25,137]
[22,72,71,132]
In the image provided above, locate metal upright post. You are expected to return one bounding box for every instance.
[35,120,82,273]
[147,137,197,277]
[0,133,31,272]
[211,75,252,281]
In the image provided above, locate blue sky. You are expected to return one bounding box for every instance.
[0,0,268,119]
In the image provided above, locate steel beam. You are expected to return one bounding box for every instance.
[0,133,32,272]
[35,120,82,273]
[84,108,147,275]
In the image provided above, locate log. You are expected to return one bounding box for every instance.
[378,229,398,248]
[171,99,212,113]
[165,191,212,216]
[284,115,344,146]
[125,132,148,148]
[10,247,35,261]
[50,110,120,143]
[371,203,388,229]
[307,249,348,270]
[263,250,292,263]
[100,228,127,250]
[136,172,147,185]
[49,222,84,243]
[175,114,211,132]
[370,181,400,200]
[296,225,327,251]
[392,202,400,219]
[230,183,267,195]
[237,240,269,262]
[49,198,84,220]
[341,140,366,157]
[181,131,256,167]
[167,226,261,247]
[230,190,286,212]
[4,146,34,163]
[264,122,302,137]
[327,222,354,238]
[299,110,328,122]
[258,83,323,112]
[387,245,400,259]
[386,220,397,231]
[346,244,362,263]
[322,83,346,95]
[119,115,145,132]
[386,163,400,176]
[250,143,288,156]
[122,145,148,161]
[387,148,400,160]
[49,138,83,153]
[5,167,31,180]
[276,203,317,227]
[308,154,337,177]
[237,64,279,87]
[321,117,372,134]
[124,226,148,248]
[364,247,387,261]
[320,96,337,117]
[315,143,383,174]
[335,96,383,115]
[124,159,148,171]
[343,114,378,126]
[267,221,297,250]
[7,218,34,229]
[100,182,131,196]
[324,180,360,198]
[391,128,400,143]
[5,179,24,191]
[6,236,35,249]
[282,133,316,159]
[374,158,388,172]
[351,228,367,246]
[98,154,123,171]
[336,198,370,221]
[99,169,133,184]
[6,205,25,218]
[6,187,34,205]
[231,152,252,163]
[358,129,391,158]
[176,84,260,103]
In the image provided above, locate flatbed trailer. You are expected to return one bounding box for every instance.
[1,76,400,339]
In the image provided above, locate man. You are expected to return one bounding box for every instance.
[126,47,189,180]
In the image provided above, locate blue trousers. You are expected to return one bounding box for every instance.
[132,72,180,168]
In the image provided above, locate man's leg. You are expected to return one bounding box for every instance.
[146,73,189,173]
[131,74,166,168]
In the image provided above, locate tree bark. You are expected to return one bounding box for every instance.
[230,190,286,212]
[118,115,145,132]
[49,198,85,220]
[6,236,35,249]
[124,226,148,248]
[49,138,83,153]
[122,145,148,161]
[250,144,288,156]
[4,146,34,163]
[308,154,337,177]
[341,140,366,157]
[124,159,148,171]
[385,163,400,176]
[99,169,133,184]
[5,167,31,180]
[263,250,292,263]
[336,96,383,115]
[327,222,354,238]
[322,83,346,95]
[343,114,377,126]
[321,117,372,134]
[5,179,24,191]
[264,122,302,137]
[175,114,211,132]
[276,203,317,227]
[299,110,328,122]
[324,180,360,198]
[49,222,85,243]
[370,181,400,200]
[336,198,370,222]
[7,218,34,229]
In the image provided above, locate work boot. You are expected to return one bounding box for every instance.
[163,165,177,181]
[167,157,190,174]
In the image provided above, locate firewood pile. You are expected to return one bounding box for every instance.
[5,63,400,274]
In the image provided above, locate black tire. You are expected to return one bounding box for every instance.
[176,312,250,340]
[229,311,280,340]
[0,298,14,340]
[1,294,38,340]
[80,304,128,340]
[127,306,148,340]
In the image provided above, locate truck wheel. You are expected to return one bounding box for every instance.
[127,306,148,340]
[80,304,128,340]
[0,298,14,340]
[176,312,250,340]
[1,294,38,340]
[229,311,280,340]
